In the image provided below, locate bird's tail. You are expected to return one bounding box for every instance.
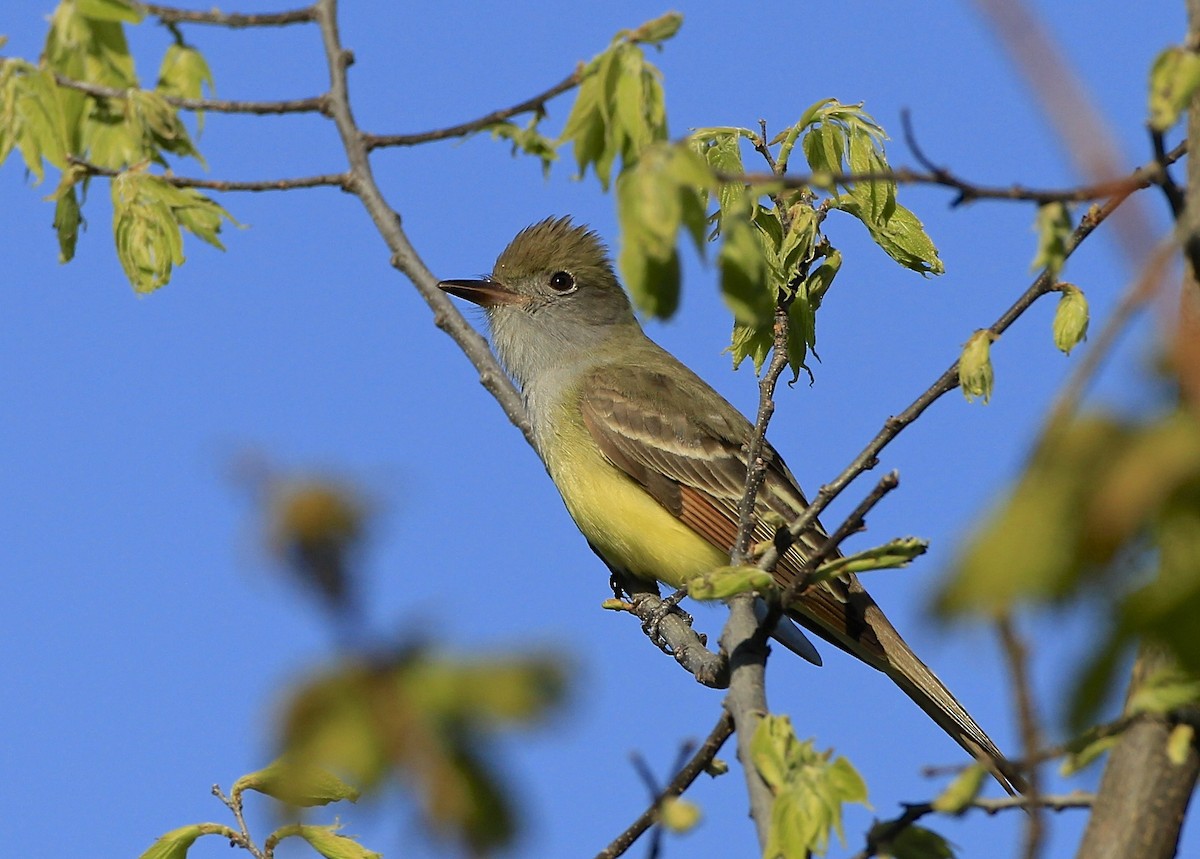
[788,578,1026,794]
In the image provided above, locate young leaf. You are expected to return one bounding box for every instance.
[76,0,144,24]
[138,825,204,859]
[1052,284,1089,354]
[232,756,361,807]
[53,181,82,263]
[686,565,775,600]
[658,797,703,833]
[718,215,773,327]
[957,330,995,404]
[295,825,382,859]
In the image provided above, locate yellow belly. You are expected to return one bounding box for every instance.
[541,417,726,588]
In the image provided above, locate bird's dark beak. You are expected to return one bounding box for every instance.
[438,278,527,307]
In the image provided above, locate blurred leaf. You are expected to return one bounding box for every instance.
[719,214,772,327]
[1060,733,1119,776]
[281,649,565,853]
[293,825,381,859]
[957,330,995,404]
[930,764,986,814]
[692,127,751,235]
[1127,666,1200,717]
[269,478,366,609]
[138,825,204,859]
[938,416,1131,616]
[1167,723,1195,765]
[869,822,957,859]
[687,565,775,600]
[752,715,868,857]
[1033,202,1072,278]
[1149,45,1200,131]
[659,797,702,833]
[1052,284,1089,355]
[233,756,361,807]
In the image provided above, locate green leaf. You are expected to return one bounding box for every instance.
[127,88,200,162]
[1032,201,1072,277]
[1167,723,1195,765]
[1149,46,1200,131]
[719,215,773,327]
[294,825,381,859]
[752,715,868,857]
[232,756,361,807]
[687,565,775,600]
[76,0,144,24]
[0,61,71,181]
[156,43,214,132]
[487,117,558,176]
[957,330,995,404]
[930,764,986,814]
[622,11,684,46]
[810,537,928,583]
[138,825,204,859]
[53,180,82,262]
[1052,284,1089,355]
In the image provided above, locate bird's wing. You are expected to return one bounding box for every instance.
[578,359,888,664]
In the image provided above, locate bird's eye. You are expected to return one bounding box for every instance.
[549,271,576,292]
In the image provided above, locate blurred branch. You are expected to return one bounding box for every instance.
[855,792,1095,859]
[137,3,317,27]
[997,615,1045,859]
[364,70,582,150]
[51,73,328,115]
[595,712,734,859]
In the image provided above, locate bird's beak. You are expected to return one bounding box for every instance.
[438,278,528,307]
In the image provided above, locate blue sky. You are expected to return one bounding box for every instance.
[0,1,1187,857]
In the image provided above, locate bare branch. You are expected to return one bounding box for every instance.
[64,156,350,192]
[137,3,317,27]
[854,792,1094,859]
[595,712,734,859]
[51,73,328,115]
[363,71,581,150]
[997,615,1046,859]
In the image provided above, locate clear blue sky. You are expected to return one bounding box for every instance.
[0,1,1186,857]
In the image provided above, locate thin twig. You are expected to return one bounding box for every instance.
[998,614,1046,859]
[853,792,1095,859]
[64,156,350,192]
[212,784,265,859]
[52,73,329,115]
[595,712,735,859]
[137,2,317,27]
[363,71,581,150]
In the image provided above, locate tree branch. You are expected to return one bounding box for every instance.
[364,71,581,150]
[51,73,328,115]
[64,156,350,192]
[137,3,317,27]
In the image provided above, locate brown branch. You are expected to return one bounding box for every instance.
[137,3,317,27]
[997,615,1046,859]
[65,156,349,191]
[363,70,581,150]
[855,792,1094,859]
[52,72,328,115]
[594,712,735,859]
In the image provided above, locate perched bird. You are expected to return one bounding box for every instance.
[440,216,1021,792]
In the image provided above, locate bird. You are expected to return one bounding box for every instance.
[439,216,1022,792]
